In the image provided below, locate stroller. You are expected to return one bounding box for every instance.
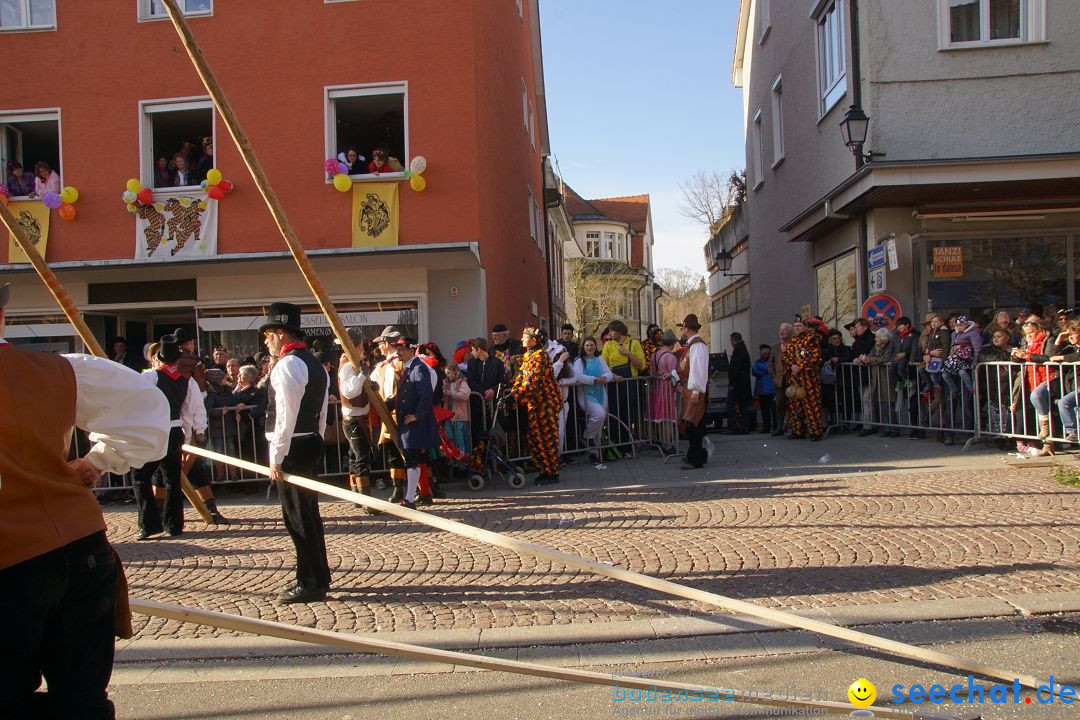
[467,385,526,490]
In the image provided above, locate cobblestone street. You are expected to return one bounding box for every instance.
[107,436,1080,643]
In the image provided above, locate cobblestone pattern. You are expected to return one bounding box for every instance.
[108,467,1080,640]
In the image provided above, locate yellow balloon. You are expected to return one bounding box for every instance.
[126,202,138,214]
[333,173,353,192]
[409,174,427,192]
[206,168,223,186]
[126,178,142,194]
[60,186,79,204]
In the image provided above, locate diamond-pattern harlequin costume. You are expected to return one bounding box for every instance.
[781,330,824,438]
[511,347,561,478]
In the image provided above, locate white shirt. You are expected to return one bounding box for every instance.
[181,376,208,440]
[685,334,709,394]
[337,361,370,418]
[53,352,170,474]
[266,354,329,466]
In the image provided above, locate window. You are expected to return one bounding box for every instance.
[141,0,212,20]
[585,231,600,258]
[140,99,213,190]
[528,186,536,239]
[759,0,771,43]
[528,101,536,150]
[815,251,857,329]
[325,83,407,179]
[751,109,764,189]
[616,233,625,261]
[815,0,847,116]
[0,0,55,30]
[603,231,616,259]
[770,74,784,165]
[716,281,751,318]
[939,0,1043,47]
[516,0,523,19]
[0,110,61,198]
[521,80,529,134]
[534,198,543,251]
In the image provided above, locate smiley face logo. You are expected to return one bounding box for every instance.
[848,679,876,708]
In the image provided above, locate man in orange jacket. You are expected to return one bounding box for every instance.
[0,283,170,719]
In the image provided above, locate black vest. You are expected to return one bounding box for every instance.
[266,347,327,436]
[155,369,188,422]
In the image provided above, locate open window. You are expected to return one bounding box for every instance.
[0,0,56,31]
[140,98,214,190]
[140,0,212,21]
[326,83,407,179]
[0,110,61,199]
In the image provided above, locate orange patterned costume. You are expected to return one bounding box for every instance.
[780,330,824,438]
[511,347,561,479]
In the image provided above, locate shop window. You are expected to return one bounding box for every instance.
[140,99,214,189]
[0,110,61,198]
[815,0,847,116]
[815,251,857,329]
[326,84,407,178]
[0,0,55,30]
[141,0,212,21]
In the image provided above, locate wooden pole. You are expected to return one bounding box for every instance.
[158,0,400,453]
[0,201,212,525]
[130,597,953,720]
[183,444,1059,696]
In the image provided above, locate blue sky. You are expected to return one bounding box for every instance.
[539,0,745,278]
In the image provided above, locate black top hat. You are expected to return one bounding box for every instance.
[156,334,183,364]
[172,327,195,345]
[0,282,10,309]
[259,302,303,335]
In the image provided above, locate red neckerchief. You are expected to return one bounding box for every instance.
[278,341,307,358]
[158,364,181,380]
[898,326,914,339]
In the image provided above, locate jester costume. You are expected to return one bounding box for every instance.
[511,343,562,483]
[781,329,824,439]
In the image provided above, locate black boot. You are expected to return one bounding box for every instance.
[389,479,404,504]
[204,498,230,526]
[358,476,381,516]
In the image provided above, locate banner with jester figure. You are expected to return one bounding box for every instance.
[134,192,218,261]
[351,182,399,248]
[6,200,50,264]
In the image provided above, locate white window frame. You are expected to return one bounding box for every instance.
[585,231,600,258]
[936,0,1045,49]
[770,73,784,167]
[616,232,626,262]
[759,0,771,44]
[138,97,215,191]
[324,82,408,181]
[528,186,536,240]
[0,108,62,199]
[0,0,56,32]
[813,0,847,118]
[521,80,529,134]
[751,108,764,190]
[603,231,616,260]
[528,100,536,150]
[139,0,213,22]
[534,199,543,252]
[516,0,523,20]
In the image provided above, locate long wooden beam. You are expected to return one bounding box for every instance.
[183,444,1059,696]
[130,597,955,720]
[158,0,400,453]
[0,201,212,525]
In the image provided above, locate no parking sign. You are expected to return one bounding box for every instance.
[861,294,902,330]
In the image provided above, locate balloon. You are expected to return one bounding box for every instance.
[206,168,223,186]
[126,178,142,194]
[409,174,427,192]
[207,185,225,201]
[126,203,138,214]
[409,156,427,175]
[324,158,339,175]
[332,173,353,192]
[200,180,208,191]
[219,179,234,193]
[60,186,79,204]
[43,191,63,209]
[402,170,412,179]
[337,162,349,175]
[137,188,154,205]
[59,203,77,221]
[0,194,7,206]
[122,190,137,204]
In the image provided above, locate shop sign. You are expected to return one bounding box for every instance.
[932,246,964,278]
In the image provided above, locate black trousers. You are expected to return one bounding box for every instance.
[1,531,118,720]
[685,418,707,468]
[726,395,749,433]
[133,426,185,534]
[279,434,331,590]
[342,417,373,478]
[609,380,633,446]
[757,395,775,432]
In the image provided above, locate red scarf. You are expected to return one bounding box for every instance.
[158,364,181,380]
[278,341,307,358]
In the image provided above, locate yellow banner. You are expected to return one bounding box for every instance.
[6,200,50,264]
[351,182,399,248]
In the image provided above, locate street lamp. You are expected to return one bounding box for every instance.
[714,249,748,278]
[839,104,885,166]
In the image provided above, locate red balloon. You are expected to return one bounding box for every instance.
[59,203,77,221]
[219,179,234,193]
[137,188,154,205]
[207,185,225,201]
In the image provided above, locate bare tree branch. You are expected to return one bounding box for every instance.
[678,169,744,236]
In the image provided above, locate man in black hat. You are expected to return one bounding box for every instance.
[371,325,407,499]
[677,314,709,470]
[490,322,523,368]
[132,334,207,539]
[261,302,331,604]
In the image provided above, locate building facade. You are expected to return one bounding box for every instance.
[733,0,1080,340]
[1,0,551,356]
[705,204,750,353]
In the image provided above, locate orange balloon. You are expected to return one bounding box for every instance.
[59,203,77,221]
[0,194,8,206]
